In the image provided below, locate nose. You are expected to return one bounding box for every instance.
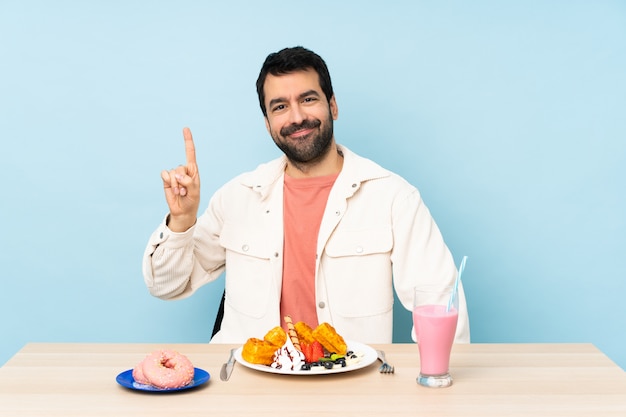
[288,103,305,125]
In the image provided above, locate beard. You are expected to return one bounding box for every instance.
[270,113,334,165]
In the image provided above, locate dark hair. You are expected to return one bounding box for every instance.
[256,46,334,116]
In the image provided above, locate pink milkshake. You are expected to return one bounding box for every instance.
[413,304,458,379]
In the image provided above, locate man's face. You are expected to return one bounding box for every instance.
[263,69,338,164]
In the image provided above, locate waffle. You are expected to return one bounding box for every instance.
[294,321,316,345]
[311,322,347,355]
[241,326,287,365]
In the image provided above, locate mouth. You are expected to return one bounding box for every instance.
[281,120,321,139]
[287,128,315,139]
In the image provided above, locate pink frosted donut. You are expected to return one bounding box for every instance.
[132,360,150,385]
[141,350,195,389]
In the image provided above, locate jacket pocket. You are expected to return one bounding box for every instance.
[323,227,394,317]
[325,227,392,257]
[220,221,273,319]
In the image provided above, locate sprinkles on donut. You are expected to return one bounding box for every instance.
[132,350,195,389]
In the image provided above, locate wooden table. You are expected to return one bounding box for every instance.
[1,343,625,416]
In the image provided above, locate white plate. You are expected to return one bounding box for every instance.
[234,340,377,375]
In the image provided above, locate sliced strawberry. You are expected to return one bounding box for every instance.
[311,341,325,362]
[301,342,313,363]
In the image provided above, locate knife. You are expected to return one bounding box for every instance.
[220,348,237,381]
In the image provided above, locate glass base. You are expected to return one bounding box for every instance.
[417,373,453,388]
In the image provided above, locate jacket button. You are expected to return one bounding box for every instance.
[318,301,326,309]
[242,244,249,252]
[356,246,364,253]
[159,232,163,239]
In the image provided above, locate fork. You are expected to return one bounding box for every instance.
[376,350,394,374]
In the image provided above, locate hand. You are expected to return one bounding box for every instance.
[160,127,200,232]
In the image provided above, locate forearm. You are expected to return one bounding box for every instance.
[142,219,197,299]
[166,213,197,233]
[391,188,471,343]
[142,208,226,300]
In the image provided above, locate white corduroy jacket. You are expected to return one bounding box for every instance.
[143,145,470,344]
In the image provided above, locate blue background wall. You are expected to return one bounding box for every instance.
[1,1,624,369]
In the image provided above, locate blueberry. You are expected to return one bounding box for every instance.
[300,364,311,371]
[323,361,334,369]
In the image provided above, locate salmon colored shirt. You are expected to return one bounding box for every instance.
[280,172,339,329]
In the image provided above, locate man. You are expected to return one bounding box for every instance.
[142,46,470,344]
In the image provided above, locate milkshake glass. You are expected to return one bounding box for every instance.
[413,285,458,388]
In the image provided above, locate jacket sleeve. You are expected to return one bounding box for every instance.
[141,195,226,300]
[390,186,471,343]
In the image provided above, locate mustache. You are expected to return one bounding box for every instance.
[280,119,321,136]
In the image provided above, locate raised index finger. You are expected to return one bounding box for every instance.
[182,127,197,166]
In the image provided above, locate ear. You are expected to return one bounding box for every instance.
[329,95,339,120]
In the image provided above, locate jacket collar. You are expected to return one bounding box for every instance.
[239,144,391,198]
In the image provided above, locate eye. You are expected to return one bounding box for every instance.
[271,104,286,113]
[303,96,317,103]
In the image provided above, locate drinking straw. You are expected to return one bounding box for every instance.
[447,255,467,312]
